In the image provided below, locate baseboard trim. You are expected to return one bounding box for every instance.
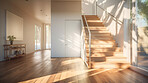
[129,66,148,76]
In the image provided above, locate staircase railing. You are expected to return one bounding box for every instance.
[81,16,88,67]
[96,2,123,25]
[81,14,91,68]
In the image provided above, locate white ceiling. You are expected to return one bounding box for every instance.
[8,0,51,24]
[7,0,81,24]
[52,0,81,1]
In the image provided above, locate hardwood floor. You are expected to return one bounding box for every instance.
[0,50,148,83]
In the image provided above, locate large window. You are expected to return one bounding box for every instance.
[35,25,41,50]
[45,25,51,49]
[136,0,148,70]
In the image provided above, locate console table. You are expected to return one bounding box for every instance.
[3,44,26,60]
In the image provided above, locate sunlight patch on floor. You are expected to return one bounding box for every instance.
[19,68,128,83]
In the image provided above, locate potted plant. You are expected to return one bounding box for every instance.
[7,35,16,45]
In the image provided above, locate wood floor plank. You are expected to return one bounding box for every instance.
[0,50,148,83]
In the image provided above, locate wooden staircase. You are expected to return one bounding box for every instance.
[82,15,130,69]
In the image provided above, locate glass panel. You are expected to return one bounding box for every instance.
[137,0,148,70]
[35,25,41,50]
[45,25,51,49]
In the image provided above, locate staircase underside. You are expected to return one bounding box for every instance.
[82,15,130,69]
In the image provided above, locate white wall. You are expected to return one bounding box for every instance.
[51,1,81,57]
[82,0,96,15]
[123,0,131,60]
[82,0,131,58]
[96,0,131,57]
[96,0,125,47]
[0,0,44,61]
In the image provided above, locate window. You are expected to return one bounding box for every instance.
[45,25,51,49]
[136,0,148,70]
[35,25,41,50]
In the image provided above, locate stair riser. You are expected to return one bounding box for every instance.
[89,53,123,57]
[85,15,100,18]
[90,41,116,45]
[92,63,130,69]
[85,39,114,41]
[88,34,111,36]
[85,43,116,46]
[88,40,116,44]
[88,23,104,26]
[89,27,107,29]
[86,17,100,20]
[87,50,121,52]
[89,29,107,31]
[86,36,113,38]
[85,40,115,42]
[87,20,102,22]
[85,35,112,38]
[88,31,110,33]
[85,37,113,40]
[88,24,104,27]
[86,45,116,48]
[86,44,116,47]
[85,17,100,20]
[88,57,127,62]
[86,32,110,34]
[86,49,122,53]
[86,48,121,51]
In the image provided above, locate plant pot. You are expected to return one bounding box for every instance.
[10,41,13,45]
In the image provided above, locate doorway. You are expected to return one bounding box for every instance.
[45,24,51,49]
[35,25,41,50]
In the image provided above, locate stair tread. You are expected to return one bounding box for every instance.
[91,63,130,69]
[87,55,127,59]
[89,43,116,45]
[89,52,123,55]
[87,21,103,23]
[86,36,112,39]
[91,61,130,64]
[85,38,113,40]
[88,25,104,27]
[86,42,116,44]
[90,29,109,32]
[85,39,115,42]
[86,31,110,33]
[91,52,123,56]
[86,50,123,53]
[86,32,111,36]
[86,47,119,50]
[87,20,102,22]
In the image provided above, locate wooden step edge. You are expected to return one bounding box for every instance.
[87,20,102,22]
[85,43,117,45]
[85,38,115,41]
[86,47,121,49]
[91,62,130,65]
[90,51,123,53]
[86,32,111,34]
[90,43,117,45]
[87,55,126,59]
